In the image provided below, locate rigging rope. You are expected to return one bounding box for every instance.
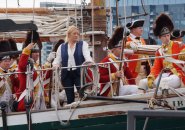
[91,0,95,61]
[5,0,8,19]
[80,0,84,40]
[17,0,20,7]
[123,0,127,30]
[66,0,70,28]
[6,0,8,18]
[108,0,112,36]
[53,67,69,126]
[75,0,77,27]
[32,0,35,22]
[4,0,10,40]
[169,87,185,102]
[64,94,87,124]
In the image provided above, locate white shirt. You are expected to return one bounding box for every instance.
[52,41,93,69]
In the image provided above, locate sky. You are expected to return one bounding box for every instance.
[0,0,90,8]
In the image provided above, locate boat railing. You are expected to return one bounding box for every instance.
[0,50,184,76]
[1,51,185,87]
[0,51,185,92]
[0,51,185,110]
[127,110,185,130]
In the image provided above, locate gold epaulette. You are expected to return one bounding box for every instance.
[9,63,18,72]
[22,48,31,55]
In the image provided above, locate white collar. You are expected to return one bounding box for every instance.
[130,33,137,39]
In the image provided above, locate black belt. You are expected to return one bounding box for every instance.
[141,61,147,65]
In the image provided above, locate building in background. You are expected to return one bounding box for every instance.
[39,0,108,63]
[39,0,185,61]
[41,42,53,63]
[106,0,185,44]
[40,2,80,7]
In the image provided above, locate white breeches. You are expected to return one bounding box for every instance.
[51,90,67,108]
[139,73,181,91]
[119,85,138,96]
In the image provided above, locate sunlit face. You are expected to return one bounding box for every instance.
[31,52,39,62]
[112,47,122,57]
[159,33,171,45]
[0,58,11,70]
[68,29,80,43]
[131,27,143,37]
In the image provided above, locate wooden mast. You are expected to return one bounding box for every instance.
[89,0,108,63]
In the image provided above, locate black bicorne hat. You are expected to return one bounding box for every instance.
[170,29,185,40]
[153,13,174,37]
[126,19,145,29]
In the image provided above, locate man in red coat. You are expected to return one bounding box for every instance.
[16,31,51,111]
[125,19,151,85]
[0,40,18,112]
[139,13,185,91]
[99,26,138,97]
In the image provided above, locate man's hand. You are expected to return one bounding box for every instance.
[115,70,123,78]
[26,43,36,50]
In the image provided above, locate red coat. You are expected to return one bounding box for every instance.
[150,41,185,85]
[9,73,19,94]
[99,53,135,97]
[125,36,150,78]
[17,50,51,111]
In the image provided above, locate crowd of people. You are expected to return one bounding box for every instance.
[1,13,185,113]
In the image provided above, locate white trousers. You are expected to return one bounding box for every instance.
[119,85,138,96]
[139,73,181,91]
[51,90,67,108]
